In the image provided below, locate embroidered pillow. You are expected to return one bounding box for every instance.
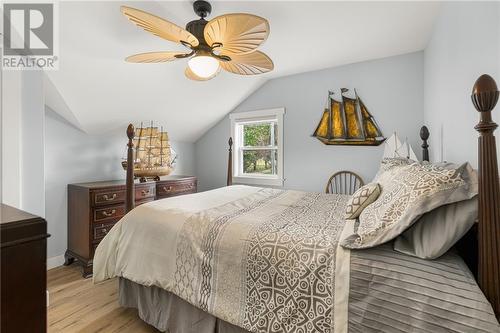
[372,157,415,183]
[344,183,381,219]
[341,162,476,249]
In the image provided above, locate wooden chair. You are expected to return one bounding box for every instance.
[325,171,364,195]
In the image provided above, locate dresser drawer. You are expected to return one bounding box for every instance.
[68,177,197,278]
[135,184,155,201]
[93,205,125,222]
[92,189,126,207]
[93,222,115,240]
[157,180,196,198]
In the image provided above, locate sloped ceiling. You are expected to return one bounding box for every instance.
[45,1,440,142]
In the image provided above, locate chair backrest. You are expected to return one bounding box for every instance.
[325,171,364,195]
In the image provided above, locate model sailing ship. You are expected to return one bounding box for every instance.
[121,121,177,182]
[312,88,386,145]
[383,132,418,160]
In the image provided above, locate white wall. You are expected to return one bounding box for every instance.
[195,52,424,192]
[22,71,45,216]
[1,70,45,216]
[424,1,500,167]
[1,71,22,207]
[44,108,195,261]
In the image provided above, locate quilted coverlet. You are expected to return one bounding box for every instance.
[94,186,353,333]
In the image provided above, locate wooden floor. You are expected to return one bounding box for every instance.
[47,265,160,333]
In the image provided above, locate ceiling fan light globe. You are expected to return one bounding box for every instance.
[188,55,219,78]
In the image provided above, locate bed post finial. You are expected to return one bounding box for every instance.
[420,126,430,162]
[126,124,135,212]
[227,137,233,186]
[471,74,500,319]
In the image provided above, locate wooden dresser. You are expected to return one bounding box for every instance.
[1,204,49,333]
[65,175,197,277]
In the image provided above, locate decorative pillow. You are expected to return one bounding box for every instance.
[344,183,381,219]
[393,196,477,259]
[341,162,477,249]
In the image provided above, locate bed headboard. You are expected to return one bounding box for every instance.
[126,75,499,319]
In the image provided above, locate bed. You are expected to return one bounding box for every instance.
[94,75,500,332]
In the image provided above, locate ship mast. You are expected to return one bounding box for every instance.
[160,126,163,166]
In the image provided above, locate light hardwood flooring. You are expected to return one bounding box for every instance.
[47,265,159,333]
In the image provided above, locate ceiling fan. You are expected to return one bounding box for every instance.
[121,1,273,81]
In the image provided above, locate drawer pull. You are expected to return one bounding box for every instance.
[102,209,116,217]
[141,189,151,195]
[102,193,117,201]
[102,228,108,234]
[163,186,173,192]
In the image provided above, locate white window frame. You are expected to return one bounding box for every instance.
[230,108,285,186]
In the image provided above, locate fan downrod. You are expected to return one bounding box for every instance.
[193,0,211,18]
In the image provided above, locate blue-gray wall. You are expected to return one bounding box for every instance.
[423,1,500,167]
[44,109,196,261]
[195,52,424,192]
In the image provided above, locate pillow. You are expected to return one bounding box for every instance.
[393,196,477,259]
[341,162,477,249]
[344,183,381,219]
[372,157,414,182]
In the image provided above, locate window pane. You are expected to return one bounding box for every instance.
[243,123,274,147]
[243,149,277,175]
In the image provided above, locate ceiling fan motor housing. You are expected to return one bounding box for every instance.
[186,19,209,47]
[193,0,212,18]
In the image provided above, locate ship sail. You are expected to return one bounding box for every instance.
[123,121,176,182]
[312,88,385,146]
[330,92,345,139]
[341,88,365,140]
[396,137,418,161]
[383,133,418,160]
[383,132,403,158]
[312,108,330,139]
[357,90,383,138]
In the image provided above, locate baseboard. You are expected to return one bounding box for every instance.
[47,254,65,270]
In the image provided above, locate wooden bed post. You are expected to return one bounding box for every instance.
[420,125,430,162]
[227,137,233,186]
[471,74,500,319]
[126,124,135,212]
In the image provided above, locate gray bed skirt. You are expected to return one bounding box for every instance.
[119,244,500,333]
[119,278,249,333]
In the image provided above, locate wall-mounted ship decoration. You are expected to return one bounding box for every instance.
[121,121,177,182]
[312,88,386,146]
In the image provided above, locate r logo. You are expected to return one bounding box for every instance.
[3,3,54,56]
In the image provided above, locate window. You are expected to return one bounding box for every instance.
[230,108,284,186]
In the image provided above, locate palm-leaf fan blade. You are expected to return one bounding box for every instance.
[121,6,199,47]
[220,51,273,75]
[125,51,187,63]
[204,14,269,54]
[185,66,220,81]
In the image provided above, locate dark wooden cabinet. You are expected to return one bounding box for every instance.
[65,175,197,277]
[1,204,50,333]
